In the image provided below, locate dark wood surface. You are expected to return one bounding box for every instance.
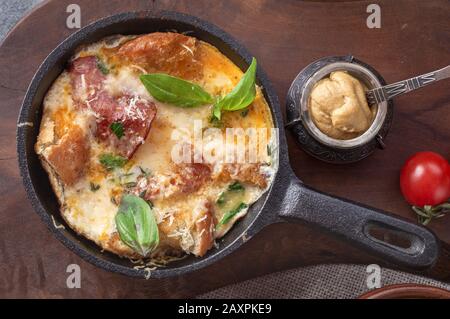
[0,0,449,298]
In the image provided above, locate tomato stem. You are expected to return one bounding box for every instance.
[412,200,450,225]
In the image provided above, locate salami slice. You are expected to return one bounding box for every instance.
[69,56,156,158]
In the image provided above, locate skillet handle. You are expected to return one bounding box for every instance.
[278,177,440,271]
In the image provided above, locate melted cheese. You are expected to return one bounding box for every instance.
[64,180,117,240]
[37,33,276,260]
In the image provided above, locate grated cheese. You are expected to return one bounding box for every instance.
[51,215,65,230]
[196,214,208,224]
[80,74,87,93]
[180,44,194,56]
[143,267,156,280]
[17,122,34,127]
[130,64,147,74]
[168,226,195,252]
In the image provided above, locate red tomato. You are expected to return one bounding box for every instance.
[400,152,450,206]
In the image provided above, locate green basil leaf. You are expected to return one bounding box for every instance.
[90,183,100,192]
[140,74,214,108]
[216,182,246,210]
[115,194,159,256]
[228,181,244,191]
[212,103,222,120]
[99,153,127,171]
[96,57,109,75]
[110,122,124,139]
[213,58,257,120]
[217,202,248,227]
[139,166,151,177]
[216,192,226,206]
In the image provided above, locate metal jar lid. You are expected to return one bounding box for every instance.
[286,55,394,164]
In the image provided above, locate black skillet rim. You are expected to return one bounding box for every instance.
[16,10,285,279]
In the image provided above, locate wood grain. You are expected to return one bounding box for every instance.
[0,0,449,298]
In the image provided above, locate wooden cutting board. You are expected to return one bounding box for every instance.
[0,0,448,298]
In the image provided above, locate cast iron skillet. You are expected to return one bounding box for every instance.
[17,11,440,279]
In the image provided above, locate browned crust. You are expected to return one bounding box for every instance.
[39,155,65,205]
[106,232,140,259]
[192,202,215,257]
[143,163,211,201]
[117,32,202,80]
[44,125,89,186]
[217,163,268,188]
